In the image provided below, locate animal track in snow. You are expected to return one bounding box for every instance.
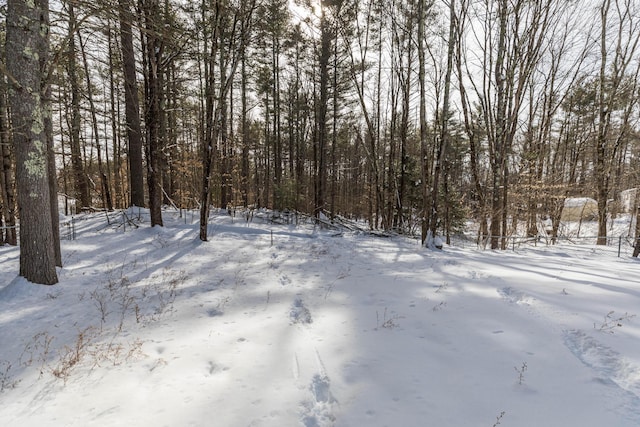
[498,287,535,306]
[279,275,292,286]
[564,329,640,421]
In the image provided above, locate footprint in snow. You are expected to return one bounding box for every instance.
[280,275,292,286]
[290,298,313,325]
[206,308,223,317]
[564,329,640,421]
[205,360,229,376]
[301,374,337,427]
[498,287,534,306]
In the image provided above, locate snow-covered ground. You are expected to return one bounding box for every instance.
[1,210,639,426]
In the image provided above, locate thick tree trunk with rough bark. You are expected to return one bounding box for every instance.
[6,0,58,284]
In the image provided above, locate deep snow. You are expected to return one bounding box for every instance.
[1,209,639,426]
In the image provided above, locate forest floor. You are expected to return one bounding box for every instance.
[1,209,639,426]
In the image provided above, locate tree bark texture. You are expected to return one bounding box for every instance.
[6,0,58,284]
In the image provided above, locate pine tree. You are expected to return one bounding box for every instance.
[119,0,145,208]
[6,0,58,284]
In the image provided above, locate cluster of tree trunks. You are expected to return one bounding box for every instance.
[3,0,640,285]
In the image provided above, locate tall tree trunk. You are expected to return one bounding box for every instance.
[418,0,429,244]
[344,0,383,229]
[489,0,508,250]
[119,0,145,208]
[456,0,487,243]
[143,0,164,227]
[165,62,179,205]
[200,0,256,240]
[78,31,113,211]
[0,72,17,246]
[200,2,219,240]
[44,83,61,267]
[219,39,230,209]
[107,23,124,209]
[633,196,640,257]
[40,1,60,267]
[375,6,385,229]
[595,0,613,245]
[330,19,339,220]
[316,3,331,219]
[67,3,91,210]
[394,4,413,232]
[595,0,611,246]
[293,36,305,212]
[427,0,456,246]
[240,44,250,208]
[7,0,58,284]
[272,34,283,211]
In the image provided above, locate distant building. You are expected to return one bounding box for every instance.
[561,197,598,221]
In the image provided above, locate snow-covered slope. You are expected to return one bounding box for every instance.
[1,210,639,426]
